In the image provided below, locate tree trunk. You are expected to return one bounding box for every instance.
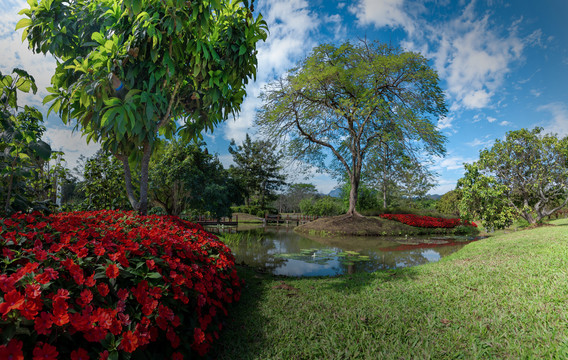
[382,180,387,209]
[118,141,152,215]
[138,142,152,215]
[347,172,360,216]
[119,155,140,212]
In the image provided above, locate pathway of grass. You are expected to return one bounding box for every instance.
[215,219,568,359]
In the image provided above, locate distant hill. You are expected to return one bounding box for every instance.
[327,188,342,198]
[426,194,442,200]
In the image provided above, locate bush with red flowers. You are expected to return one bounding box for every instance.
[0,210,241,359]
[380,213,477,229]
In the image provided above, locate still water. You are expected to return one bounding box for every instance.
[214,226,479,277]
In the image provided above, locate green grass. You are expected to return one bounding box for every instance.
[214,219,568,359]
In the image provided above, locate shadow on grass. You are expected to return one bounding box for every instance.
[213,265,272,360]
[322,266,420,295]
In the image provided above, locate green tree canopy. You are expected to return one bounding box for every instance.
[149,140,242,217]
[19,0,267,214]
[458,127,568,227]
[78,150,131,211]
[276,183,318,213]
[257,40,447,216]
[436,189,462,217]
[228,134,286,209]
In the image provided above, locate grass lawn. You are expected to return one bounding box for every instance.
[214,219,568,359]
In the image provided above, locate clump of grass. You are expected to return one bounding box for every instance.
[218,229,265,246]
[215,219,568,359]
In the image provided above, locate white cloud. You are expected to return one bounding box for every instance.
[348,0,415,34]
[397,2,539,111]
[538,103,568,137]
[462,90,492,109]
[43,128,100,169]
[223,0,321,144]
[530,89,542,97]
[436,115,455,131]
[429,178,457,195]
[499,121,511,126]
[466,137,494,148]
[487,116,497,123]
[217,154,235,169]
[431,155,476,172]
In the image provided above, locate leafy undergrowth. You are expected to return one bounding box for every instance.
[216,219,568,359]
[0,210,241,359]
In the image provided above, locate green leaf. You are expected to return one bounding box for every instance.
[239,44,247,56]
[91,32,105,44]
[132,0,142,14]
[146,272,162,279]
[15,18,31,30]
[29,140,52,160]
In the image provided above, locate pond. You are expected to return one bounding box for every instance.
[212,226,481,277]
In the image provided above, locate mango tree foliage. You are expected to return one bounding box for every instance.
[19,0,268,214]
[485,128,567,224]
[458,163,516,230]
[0,69,52,215]
[257,41,447,216]
[458,128,568,227]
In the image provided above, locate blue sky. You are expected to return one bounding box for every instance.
[1,0,567,195]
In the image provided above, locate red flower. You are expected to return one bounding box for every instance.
[25,283,42,299]
[0,339,24,360]
[119,331,139,353]
[97,283,109,297]
[70,348,90,360]
[172,352,183,360]
[32,342,58,360]
[105,264,119,279]
[193,327,206,344]
[0,290,25,317]
[34,311,53,335]
[77,289,93,307]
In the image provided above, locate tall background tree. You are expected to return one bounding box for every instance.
[458,127,568,228]
[276,183,318,213]
[78,150,131,211]
[19,0,267,214]
[228,134,286,210]
[149,140,242,217]
[1,69,53,215]
[257,40,447,216]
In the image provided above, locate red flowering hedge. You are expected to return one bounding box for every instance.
[0,210,241,359]
[379,213,477,228]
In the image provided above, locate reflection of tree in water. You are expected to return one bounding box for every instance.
[342,242,469,274]
[225,228,287,272]
[226,227,474,276]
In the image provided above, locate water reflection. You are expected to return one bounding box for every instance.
[214,226,479,277]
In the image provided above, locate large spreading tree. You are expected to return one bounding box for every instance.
[19,0,267,214]
[256,40,447,216]
[459,127,568,227]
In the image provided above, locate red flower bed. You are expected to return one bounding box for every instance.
[0,210,241,359]
[380,213,477,228]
